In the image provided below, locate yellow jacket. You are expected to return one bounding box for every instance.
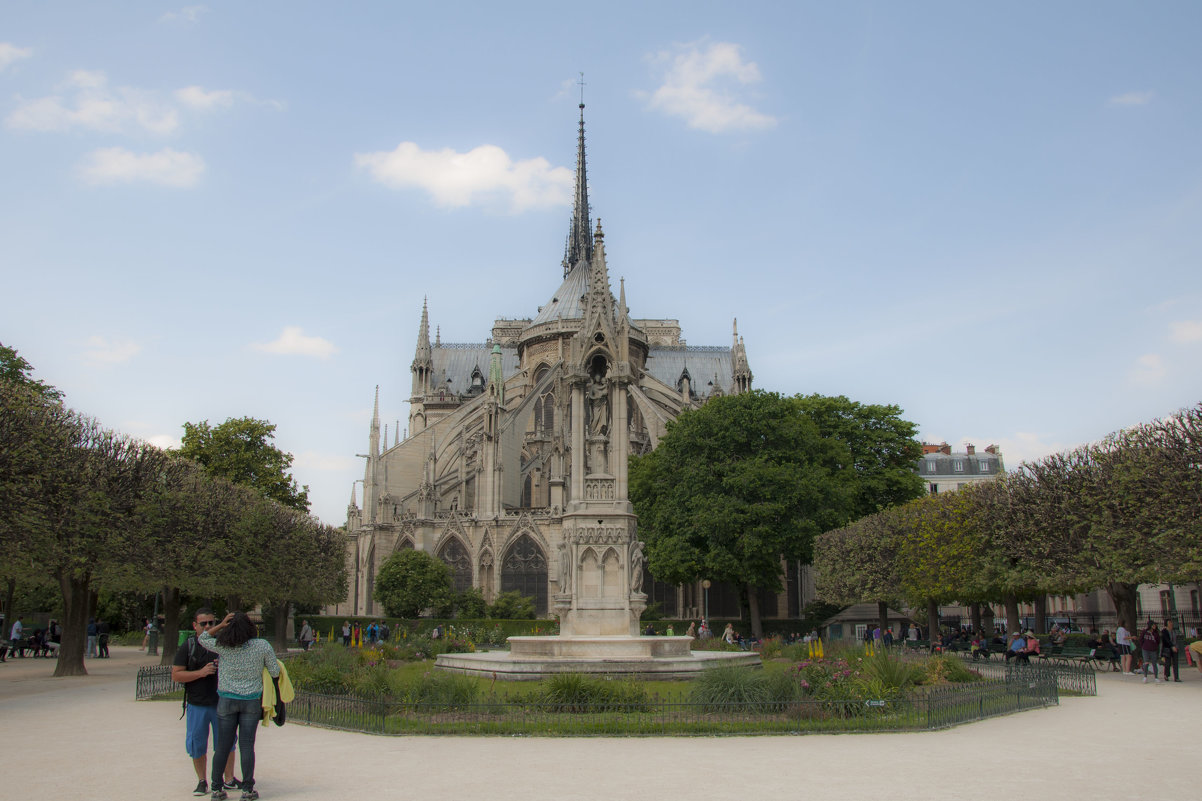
[260,662,294,726]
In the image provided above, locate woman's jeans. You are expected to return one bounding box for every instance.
[213,696,261,790]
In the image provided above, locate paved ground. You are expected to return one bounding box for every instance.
[2,645,1200,801]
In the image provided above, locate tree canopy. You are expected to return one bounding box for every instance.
[179,417,309,511]
[373,549,453,618]
[630,391,859,637]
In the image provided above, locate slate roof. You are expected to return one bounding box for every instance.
[529,261,590,326]
[432,345,520,396]
[643,346,734,399]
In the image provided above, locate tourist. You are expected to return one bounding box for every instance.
[141,617,150,650]
[1161,618,1180,682]
[9,616,23,649]
[86,617,98,658]
[172,608,240,797]
[723,623,736,645]
[698,619,711,639]
[685,622,696,638]
[883,627,894,647]
[666,624,675,637]
[366,620,378,645]
[97,619,110,658]
[341,621,351,646]
[199,611,280,801]
[298,620,314,652]
[1004,631,1025,662]
[1116,622,1134,674]
[378,620,390,643]
[1138,620,1161,683]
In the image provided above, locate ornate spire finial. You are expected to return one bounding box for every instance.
[563,87,593,277]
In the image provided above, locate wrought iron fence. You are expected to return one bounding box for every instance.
[135,664,1058,735]
[949,654,1097,695]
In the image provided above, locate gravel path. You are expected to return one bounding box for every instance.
[2,645,1199,800]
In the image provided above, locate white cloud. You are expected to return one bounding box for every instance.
[78,147,205,187]
[1169,320,1202,343]
[354,142,573,212]
[82,336,142,365]
[7,71,180,134]
[175,85,235,110]
[0,42,33,72]
[640,41,776,133]
[1130,352,1166,384]
[993,432,1073,468]
[160,5,209,23]
[1108,91,1153,106]
[147,434,181,450]
[251,326,338,359]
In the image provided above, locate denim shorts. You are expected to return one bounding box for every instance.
[185,704,236,758]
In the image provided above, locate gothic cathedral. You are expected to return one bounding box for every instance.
[332,105,753,619]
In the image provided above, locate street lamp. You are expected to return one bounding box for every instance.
[702,579,711,623]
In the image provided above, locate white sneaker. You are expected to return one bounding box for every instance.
[1142,676,1148,683]
[1155,678,1164,683]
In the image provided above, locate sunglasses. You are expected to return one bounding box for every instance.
[198,620,217,627]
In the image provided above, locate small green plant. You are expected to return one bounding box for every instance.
[924,655,980,684]
[531,673,651,711]
[689,664,797,711]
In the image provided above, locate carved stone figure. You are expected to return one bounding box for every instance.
[587,372,609,437]
[629,541,644,594]
[558,540,573,595]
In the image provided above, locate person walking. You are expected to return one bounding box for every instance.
[1116,622,1134,674]
[198,611,280,801]
[172,608,240,797]
[1138,620,1162,683]
[86,617,98,658]
[1161,618,1180,682]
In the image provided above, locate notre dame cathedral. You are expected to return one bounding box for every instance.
[328,105,805,622]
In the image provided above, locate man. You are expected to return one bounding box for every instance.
[9,616,23,649]
[1115,622,1134,674]
[1004,631,1025,662]
[86,617,98,658]
[1161,618,1180,683]
[172,609,240,797]
[298,619,314,652]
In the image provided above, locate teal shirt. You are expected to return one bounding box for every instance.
[197,631,280,699]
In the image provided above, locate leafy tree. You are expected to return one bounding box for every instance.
[814,508,904,634]
[0,342,62,402]
[373,550,453,618]
[487,590,536,620]
[630,391,855,638]
[448,587,488,619]
[179,417,309,511]
[793,394,925,517]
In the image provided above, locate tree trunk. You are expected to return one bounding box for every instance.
[226,594,242,612]
[1034,595,1047,634]
[54,572,91,677]
[877,601,888,637]
[970,602,982,633]
[1108,582,1139,632]
[1004,594,1020,635]
[159,586,182,666]
[3,577,15,637]
[982,604,996,634]
[926,599,940,652]
[272,601,292,653]
[746,584,762,640]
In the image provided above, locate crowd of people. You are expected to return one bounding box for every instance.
[0,616,61,661]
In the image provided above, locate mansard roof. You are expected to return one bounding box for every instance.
[431,344,520,396]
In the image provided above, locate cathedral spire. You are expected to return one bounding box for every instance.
[411,297,433,399]
[370,385,381,456]
[563,91,593,277]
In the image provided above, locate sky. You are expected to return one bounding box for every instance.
[3,2,1201,526]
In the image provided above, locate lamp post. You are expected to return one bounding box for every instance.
[702,579,711,623]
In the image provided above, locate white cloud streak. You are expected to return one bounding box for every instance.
[0,42,33,71]
[78,147,206,187]
[641,41,776,133]
[159,5,209,23]
[7,70,180,134]
[175,85,235,110]
[1169,319,1202,343]
[251,326,338,359]
[1130,352,1166,384]
[83,335,142,365]
[1108,91,1153,106]
[354,142,572,212]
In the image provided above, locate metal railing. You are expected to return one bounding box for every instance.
[949,654,1097,695]
[136,665,1058,735]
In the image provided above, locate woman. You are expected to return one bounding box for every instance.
[1138,620,1161,683]
[199,612,280,801]
[723,623,736,645]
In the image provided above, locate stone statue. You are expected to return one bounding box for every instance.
[629,541,644,594]
[558,540,572,595]
[587,372,609,437]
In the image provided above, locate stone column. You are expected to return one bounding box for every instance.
[570,378,585,503]
[613,378,629,499]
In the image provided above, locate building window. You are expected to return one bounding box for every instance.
[1190,590,1199,617]
[1160,590,1172,618]
[952,459,964,472]
[978,459,990,472]
[929,483,938,494]
[925,459,937,473]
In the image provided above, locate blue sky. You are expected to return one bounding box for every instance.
[3,2,1200,525]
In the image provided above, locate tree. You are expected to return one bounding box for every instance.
[630,391,855,638]
[0,342,62,402]
[814,508,905,634]
[179,417,309,511]
[487,590,536,620]
[373,550,453,618]
[793,394,925,518]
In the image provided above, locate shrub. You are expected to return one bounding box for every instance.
[923,654,980,684]
[401,670,480,707]
[532,673,650,711]
[757,636,784,660]
[487,591,536,620]
[859,652,924,694]
[689,664,797,711]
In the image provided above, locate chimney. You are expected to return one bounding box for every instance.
[940,442,951,455]
[985,444,999,455]
[966,443,975,455]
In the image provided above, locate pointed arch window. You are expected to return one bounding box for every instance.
[438,538,473,594]
[500,533,548,615]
